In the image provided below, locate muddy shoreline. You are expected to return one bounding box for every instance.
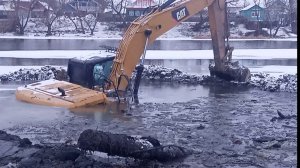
[1,88,297,167]
[0,65,297,93]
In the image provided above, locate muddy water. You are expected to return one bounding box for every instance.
[0,82,210,130]
[0,81,297,167]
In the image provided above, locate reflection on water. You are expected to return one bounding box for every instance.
[0,39,296,50]
[0,81,211,129]
[138,81,210,103]
[69,101,131,122]
[0,89,69,129]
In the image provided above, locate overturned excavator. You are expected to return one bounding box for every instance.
[15,0,251,108]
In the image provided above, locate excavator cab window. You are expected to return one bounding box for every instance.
[67,56,115,89]
[93,60,114,87]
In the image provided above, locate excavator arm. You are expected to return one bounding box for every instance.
[107,0,251,92]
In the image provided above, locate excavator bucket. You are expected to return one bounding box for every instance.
[208,0,251,82]
[15,79,107,108]
[209,61,251,82]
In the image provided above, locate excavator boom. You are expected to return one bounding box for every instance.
[108,0,250,92]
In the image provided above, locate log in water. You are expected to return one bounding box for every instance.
[78,129,190,161]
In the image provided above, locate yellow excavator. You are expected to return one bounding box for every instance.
[15,0,250,108]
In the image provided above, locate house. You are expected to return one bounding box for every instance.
[125,0,207,22]
[239,3,266,22]
[64,0,100,15]
[0,0,50,32]
[0,0,51,18]
[126,0,157,19]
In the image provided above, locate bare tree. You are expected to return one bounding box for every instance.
[73,1,88,34]
[109,0,128,26]
[11,0,38,35]
[263,0,290,37]
[83,0,108,35]
[83,14,97,35]
[253,0,262,35]
[242,0,250,7]
[263,0,273,37]
[288,0,296,33]
[41,0,64,36]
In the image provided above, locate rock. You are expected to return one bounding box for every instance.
[0,130,118,168]
[253,136,276,143]
[209,61,251,82]
[0,66,67,82]
[19,138,32,147]
[197,125,205,130]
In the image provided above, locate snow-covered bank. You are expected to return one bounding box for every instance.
[0,65,296,93]
[0,49,296,60]
[0,66,67,82]
[141,65,297,93]
[0,20,296,39]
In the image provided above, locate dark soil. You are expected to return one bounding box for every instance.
[1,85,297,167]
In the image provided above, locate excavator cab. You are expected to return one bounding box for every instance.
[67,56,115,89]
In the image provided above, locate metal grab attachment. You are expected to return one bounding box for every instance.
[224,1,233,62]
[141,29,152,65]
[133,64,144,95]
[133,29,152,97]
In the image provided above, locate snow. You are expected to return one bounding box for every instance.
[0,66,66,75]
[0,49,296,60]
[0,3,13,11]
[0,20,296,39]
[0,66,42,75]
[249,66,297,77]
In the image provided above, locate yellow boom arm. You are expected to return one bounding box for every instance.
[108,0,228,91]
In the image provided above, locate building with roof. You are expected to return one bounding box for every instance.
[126,0,157,19]
[62,0,106,16]
[0,0,51,32]
[239,4,266,22]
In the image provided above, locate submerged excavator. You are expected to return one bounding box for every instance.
[16,0,250,108]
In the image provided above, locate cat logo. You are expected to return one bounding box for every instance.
[172,7,189,22]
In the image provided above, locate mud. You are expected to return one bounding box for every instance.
[1,84,297,167]
[0,65,297,167]
[0,130,114,168]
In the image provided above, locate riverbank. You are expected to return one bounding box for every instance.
[0,65,297,93]
[0,20,297,39]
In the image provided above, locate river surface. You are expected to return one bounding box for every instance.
[0,38,297,50]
